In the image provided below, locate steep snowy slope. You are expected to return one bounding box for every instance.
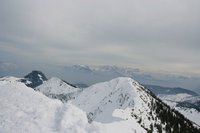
[73,77,200,132]
[1,76,200,133]
[0,77,149,133]
[0,77,103,133]
[158,93,200,126]
[36,77,81,102]
[143,84,200,126]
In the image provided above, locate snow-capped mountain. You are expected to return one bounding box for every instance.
[1,76,200,133]
[36,77,81,102]
[20,70,48,88]
[0,76,147,133]
[72,77,200,132]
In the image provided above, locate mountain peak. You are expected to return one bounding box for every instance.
[25,70,47,80]
[1,75,200,132]
[22,70,47,88]
[36,77,81,102]
[73,77,200,132]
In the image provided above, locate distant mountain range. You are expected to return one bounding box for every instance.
[144,85,199,96]
[1,63,200,94]
[59,65,200,95]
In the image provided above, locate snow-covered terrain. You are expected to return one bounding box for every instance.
[0,77,146,133]
[0,76,199,133]
[72,77,200,132]
[73,77,155,126]
[146,84,200,126]
[0,77,82,132]
[36,77,81,102]
[36,77,79,95]
[158,93,200,126]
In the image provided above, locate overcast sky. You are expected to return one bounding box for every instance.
[0,0,200,75]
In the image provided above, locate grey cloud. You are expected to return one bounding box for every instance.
[0,0,200,75]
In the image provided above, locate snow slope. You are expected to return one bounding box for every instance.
[73,77,153,124]
[1,77,199,133]
[0,77,62,132]
[36,77,81,102]
[0,77,100,133]
[0,77,147,133]
[73,77,200,132]
[158,93,200,126]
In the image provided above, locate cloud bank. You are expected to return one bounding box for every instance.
[0,0,200,74]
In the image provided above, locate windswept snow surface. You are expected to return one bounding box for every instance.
[0,77,61,132]
[0,77,146,133]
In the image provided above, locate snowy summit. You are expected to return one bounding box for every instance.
[0,75,199,133]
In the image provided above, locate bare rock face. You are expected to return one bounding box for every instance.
[22,70,48,88]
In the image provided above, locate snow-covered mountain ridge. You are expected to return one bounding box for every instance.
[0,76,200,133]
[36,77,81,102]
[72,77,200,132]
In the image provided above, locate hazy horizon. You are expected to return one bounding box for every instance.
[0,62,200,95]
[1,0,200,94]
